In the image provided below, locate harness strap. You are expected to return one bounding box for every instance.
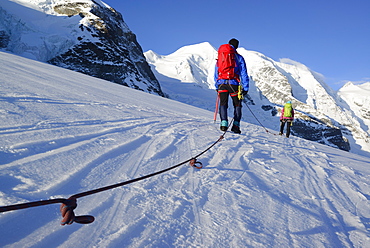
[218,89,238,97]
[218,82,239,97]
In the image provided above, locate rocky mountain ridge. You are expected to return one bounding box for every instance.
[0,0,164,96]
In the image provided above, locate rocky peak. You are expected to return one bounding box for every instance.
[0,0,164,96]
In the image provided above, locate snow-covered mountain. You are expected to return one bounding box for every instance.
[1,0,369,156]
[2,51,370,248]
[338,82,370,137]
[0,0,164,96]
[145,43,370,157]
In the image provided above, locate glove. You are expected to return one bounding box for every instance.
[242,90,248,96]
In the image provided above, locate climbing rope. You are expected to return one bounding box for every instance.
[0,127,228,226]
[242,99,278,135]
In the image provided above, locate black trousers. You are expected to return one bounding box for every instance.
[218,84,242,122]
[280,119,292,137]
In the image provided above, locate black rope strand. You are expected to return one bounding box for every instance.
[0,128,227,225]
[72,157,192,199]
[0,198,67,213]
[75,125,229,199]
[243,99,277,135]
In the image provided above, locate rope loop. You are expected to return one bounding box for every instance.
[189,158,203,169]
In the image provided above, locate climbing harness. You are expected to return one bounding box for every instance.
[217,82,240,98]
[0,127,229,226]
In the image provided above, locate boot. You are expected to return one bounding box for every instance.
[220,120,228,132]
[231,125,241,134]
[231,121,241,134]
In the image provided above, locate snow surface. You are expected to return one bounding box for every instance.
[1,51,370,247]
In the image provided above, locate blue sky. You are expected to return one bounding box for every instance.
[102,0,370,90]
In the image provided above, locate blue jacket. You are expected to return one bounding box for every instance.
[214,47,249,91]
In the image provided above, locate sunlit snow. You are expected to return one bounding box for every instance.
[1,52,370,247]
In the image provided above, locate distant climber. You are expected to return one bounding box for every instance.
[279,101,294,137]
[214,38,249,134]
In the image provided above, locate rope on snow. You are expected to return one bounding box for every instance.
[0,128,228,226]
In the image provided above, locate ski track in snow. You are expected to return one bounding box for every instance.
[1,52,370,247]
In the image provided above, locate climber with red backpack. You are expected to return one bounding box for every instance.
[214,38,249,134]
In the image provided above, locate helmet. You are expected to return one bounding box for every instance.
[287,101,292,104]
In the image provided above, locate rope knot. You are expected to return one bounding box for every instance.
[189,158,203,169]
[60,197,94,225]
[60,197,77,225]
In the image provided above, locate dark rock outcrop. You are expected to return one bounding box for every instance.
[48,2,164,96]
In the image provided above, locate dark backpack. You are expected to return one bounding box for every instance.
[217,44,239,80]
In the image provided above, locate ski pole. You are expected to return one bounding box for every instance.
[214,93,220,123]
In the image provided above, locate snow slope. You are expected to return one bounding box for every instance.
[338,82,370,134]
[1,52,370,247]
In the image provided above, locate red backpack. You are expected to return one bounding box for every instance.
[217,44,239,81]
